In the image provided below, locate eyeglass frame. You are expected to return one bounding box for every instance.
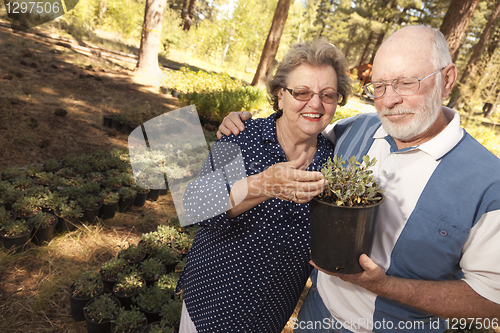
[363,66,447,99]
[282,86,342,105]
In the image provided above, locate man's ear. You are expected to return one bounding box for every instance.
[442,64,458,98]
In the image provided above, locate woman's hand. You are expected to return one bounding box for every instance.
[258,152,326,204]
[217,111,253,139]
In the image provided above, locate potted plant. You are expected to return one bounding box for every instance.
[35,171,55,186]
[86,171,105,184]
[104,176,123,191]
[173,233,192,257]
[78,195,102,224]
[0,219,32,253]
[29,211,58,245]
[112,271,145,310]
[99,190,120,219]
[111,306,147,333]
[0,206,15,228]
[117,187,137,213]
[118,243,146,265]
[57,167,77,179]
[159,297,182,330]
[84,293,121,333]
[152,246,181,274]
[68,271,104,321]
[56,201,83,232]
[100,258,131,293]
[310,155,384,274]
[132,185,150,207]
[155,273,179,296]
[11,196,40,220]
[81,181,102,196]
[139,258,166,286]
[24,164,43,178]
[134,285,170,324]
[139,232,163,256]
[120,173,135,187]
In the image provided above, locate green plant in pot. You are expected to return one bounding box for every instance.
[11,196,41,219]
[0,206,15,227]
[139,258,166,286]
[1,166,22,180]
[100,257,131,293]
[152,246,181,274]
[69,271,104,321]
[99,190,120,219]
[311,155,384,274]
[144,322,175,333]
[112,306,148,333]
[134,285,170,324]
[118,243,146,265]
[78,195,102,224]
[29,211,58,245]
[159,296,182,330]
[113,270,145,310]
[118,187,137,213]
[155,273,179,295]
[0,219,32,253]
[56,201,83,231]
[43,158,62,172]
[84,293,121,332]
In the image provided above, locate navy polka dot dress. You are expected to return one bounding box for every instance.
[176,114,334,333]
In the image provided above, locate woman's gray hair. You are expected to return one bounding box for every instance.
[266,39,351,117]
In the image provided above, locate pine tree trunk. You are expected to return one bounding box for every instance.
[251,0,292,87]
[439,0,481,61]
[136,0,167,85]
[182,0,196,31]
[459,0,500,83]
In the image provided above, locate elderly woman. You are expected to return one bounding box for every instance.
[176,39,351,333]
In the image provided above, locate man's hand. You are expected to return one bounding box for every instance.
[310,254,390,294]
[217,111,252,139]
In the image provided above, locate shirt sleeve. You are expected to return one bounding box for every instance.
[460,209,500,304]
[183,133,250,230]
[322,122,337,143]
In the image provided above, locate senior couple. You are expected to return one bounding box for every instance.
[176,25,500,333]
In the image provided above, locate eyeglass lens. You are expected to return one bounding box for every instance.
[291,88,338,104]
[367,77,419,98]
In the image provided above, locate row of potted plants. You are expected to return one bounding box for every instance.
[68,223,193,332]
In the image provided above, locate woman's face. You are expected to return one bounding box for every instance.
[277,64,338,139]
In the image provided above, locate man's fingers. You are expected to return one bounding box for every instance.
[228,112,247,133]
[240,111,252,121]
[292,151,308,170]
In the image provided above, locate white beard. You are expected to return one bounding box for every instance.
[377,84,443,141]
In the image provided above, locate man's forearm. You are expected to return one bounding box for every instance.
[374,276,500,320]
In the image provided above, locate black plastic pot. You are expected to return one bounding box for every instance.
[134,191,149,207]
[100,201,118,219]
[112,285,143,310]
[31,214,58,245]
[164,262,178,274]
[118,197,135,213]
[140,308,162,327]
[147,189,160,201]
[84,295,121,333]
[56,216,80,232]
[309,195,384,274]
[111,118,122,131]
[99,266,132,294]
[1,227,32,253]
[83,203,102,224]
[69,283,103,322]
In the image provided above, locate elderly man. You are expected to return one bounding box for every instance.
[217,25,500,332]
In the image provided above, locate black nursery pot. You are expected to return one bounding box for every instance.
[147,189,161,201]
[112,285,142,310]
[56,216,80,232]
[100,201,118,219]
[103,115,113,128]
[1,228,32,253]
[83,203,102,224]
[134,191,149,207]
[69,283,103,322]
[118,197,135,213]
[309,195,384,274]
[84,295,121,333]
[31,214,59,245]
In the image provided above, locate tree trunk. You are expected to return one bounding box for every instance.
[439,0,481,61]
[182,0,197,31]
[458,0,500,83]
[251,0,293,87]
[135,0,168,85]
[358,31,374,66]
[369,32,385,64]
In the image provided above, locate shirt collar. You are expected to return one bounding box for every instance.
[373,106,464,160]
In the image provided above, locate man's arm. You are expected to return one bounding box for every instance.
[217,111,252,139]
[311,255,500,320]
